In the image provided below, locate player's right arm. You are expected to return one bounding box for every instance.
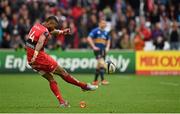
[87,29,99,51]
[29,33,46,65]
[105,39,111,52]
[50,28,70,36]
[87,37,99,51]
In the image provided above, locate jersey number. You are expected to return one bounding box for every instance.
[28,29,35,42]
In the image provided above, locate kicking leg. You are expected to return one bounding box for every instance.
[53,65,97,91]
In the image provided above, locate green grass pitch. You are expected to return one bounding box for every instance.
[0,74,180,113]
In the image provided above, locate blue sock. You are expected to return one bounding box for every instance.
[94,69,99,81]
[99,68,105,81]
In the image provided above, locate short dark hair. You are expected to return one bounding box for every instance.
[45,16,60,28]
[46,16,59,23]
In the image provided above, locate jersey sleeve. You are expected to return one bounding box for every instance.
[43,31,49,38]
[107,32,111,40]
[105,31,111,40]
[88,29,96,38]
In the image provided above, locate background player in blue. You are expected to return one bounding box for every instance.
[87,19,111,85]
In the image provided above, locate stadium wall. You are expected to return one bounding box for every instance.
[0,50,135,74]
[0,50,179,75]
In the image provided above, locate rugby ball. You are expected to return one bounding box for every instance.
[106,60,116,74]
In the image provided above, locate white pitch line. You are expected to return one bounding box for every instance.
[160,82,179,86]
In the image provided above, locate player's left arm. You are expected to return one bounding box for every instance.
[29,33,46,65]
[106,33,111,52]
[106,39,111,52]
[50,28,70,36]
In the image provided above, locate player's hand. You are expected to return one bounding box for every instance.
[62,28,70,35]
[93,46,100,51]
[105,47,109,53]
[50,29,61,35]
[50,29,70,36]
[29,50,38,66]
[29,57,36,66]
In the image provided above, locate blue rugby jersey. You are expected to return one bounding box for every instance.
[88,27,110,50]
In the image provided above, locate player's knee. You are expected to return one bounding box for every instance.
[54,66,68,76]
[60,69,68,76]
[54,66,65,74]
[42,73,54,82]
[97,58,106,69]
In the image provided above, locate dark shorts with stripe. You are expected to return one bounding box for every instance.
[94,49,106,59]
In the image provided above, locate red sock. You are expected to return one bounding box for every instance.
[49,81,64,104]
[61,72,87,89]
